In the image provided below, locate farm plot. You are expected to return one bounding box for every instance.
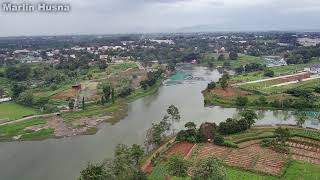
[165,142,195,158]
[193,143,288,176]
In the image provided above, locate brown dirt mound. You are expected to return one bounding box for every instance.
[212,87,250,97]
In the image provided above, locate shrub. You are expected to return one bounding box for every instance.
[229,51,238,60]
[271,127,291,153]
[218,118,247,135]
[273,143,289,153]
[257,96,267,105]
[222,140,238,148]
[286,89,314,99]
[185,122,196,130]
[207,82,216,90]
[192,157,226,180]
[166,154,189,177]
[235,96,248,106]
[223,62,231,68]
[16,91,34,106]
[213,134,224,145]
[43,104,59,113]
[264,69,275,77]
[260,138,273,147]
[274,127,291,144]
[176,129,200,143]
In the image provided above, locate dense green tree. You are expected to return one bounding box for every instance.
[11,82,27,99]
[100,81,112,102]
[167,105,181,135]
[235,96,248,106]
[98,60,108,70]
[111,88,115,104]
[68,99,75,110]
[16,91,34,106]
[116,77,132,97]
[184,122,196,130]
[82,96,85,110]
[213,134,224,145]
[223,61,231,68]
[220,78,228,90]
[295,112,308,127]
[229,51,238,60]
[5,65,31,81]
[130,144,144,167]
[79,144,146,180]
[0,86,4,98]
[257,96,267,105]
[207,81,216,90]
[219,73,229,90]
[217,54,225,61]
[101,96,105,105]
[264,69,275,77]
[79,163,112,180]
[139,80,148,90]
[145,115,171,149]
[240,109,258,128]
[274,127,291,144]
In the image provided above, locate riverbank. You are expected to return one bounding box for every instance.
[203,69,320,111]
[0,80,162,142]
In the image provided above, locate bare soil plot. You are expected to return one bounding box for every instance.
[196,143,230,160]
[224,145,259,169]
[165,142,194,158]
[212,87,250,97]
[24,115,107,137]
[288,141,320,165]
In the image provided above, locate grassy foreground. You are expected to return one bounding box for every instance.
[149,160,320,180]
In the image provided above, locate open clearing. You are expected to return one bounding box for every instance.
[0,102,39,122]
[211,87,250,97]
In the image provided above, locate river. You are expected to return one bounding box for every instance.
[0,65,319,180]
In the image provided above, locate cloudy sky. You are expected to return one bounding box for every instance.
[0,0,320,36]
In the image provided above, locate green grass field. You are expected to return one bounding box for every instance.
[231,64,306,83]
[231,57,320,83]
[212,55,264,69]
[239,78,320,95]
[282,160,320,179]
[0,102,39,121]
[224,127,275,143]
[0,118,51,141]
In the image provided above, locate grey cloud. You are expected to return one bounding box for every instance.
[0,0,319,36]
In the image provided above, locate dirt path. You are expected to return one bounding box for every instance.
[233,72,309,86]
[141,138,176,173]
[269,75,320,87]
[0,113,60,127]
